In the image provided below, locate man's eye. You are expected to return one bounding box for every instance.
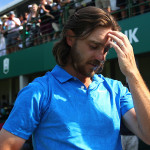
[104,45,110,53]
[90,45,98,50]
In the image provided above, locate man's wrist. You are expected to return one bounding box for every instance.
[126,69,141,84]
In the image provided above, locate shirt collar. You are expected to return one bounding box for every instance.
[92,74,104,83]
[51,65,73,83]
[51,65,104,83]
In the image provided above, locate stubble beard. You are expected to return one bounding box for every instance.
[70,42,105,77]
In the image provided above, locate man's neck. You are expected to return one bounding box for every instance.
[63,65,92,89]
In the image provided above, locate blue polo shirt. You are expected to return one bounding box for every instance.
[3,65,134,150]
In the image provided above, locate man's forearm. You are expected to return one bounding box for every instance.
[0,129,25,150]
[127,70,150,139]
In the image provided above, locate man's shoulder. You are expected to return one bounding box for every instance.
[97,74,123,88]
[98,74,118,82]
[32,71,54,86]
[96,75,128,96]
[18,71,54,97]
[14,17,20,21]
[45,4,51,10]
[13,17,21,24]
[32,65,65,86]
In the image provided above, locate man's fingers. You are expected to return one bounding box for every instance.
[108,33,126,50]
[108,41,125,57]
[107,31,136,77]
[108,33,128,54]
[109,31,130,45]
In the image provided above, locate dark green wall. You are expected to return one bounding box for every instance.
[1,12,150,79]
[0,42,56,79]
[107,12,150,59]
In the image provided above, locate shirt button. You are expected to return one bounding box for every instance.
[81,86,84,89]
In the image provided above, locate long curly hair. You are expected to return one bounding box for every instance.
[53,6,120,67]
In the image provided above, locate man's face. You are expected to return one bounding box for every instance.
[70,27,112,77]
[40,0,45,4]
[9,14,14,20]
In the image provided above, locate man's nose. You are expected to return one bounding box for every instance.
[94,51,105,61]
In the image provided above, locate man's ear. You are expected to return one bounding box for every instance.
[66,30,75,47]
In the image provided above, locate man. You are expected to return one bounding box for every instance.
[0,21,6,56]
[47,0,53,7]
[95,0,111,12]
[5,11,21,54]
[38,0,53,43]
[0,6,150,150]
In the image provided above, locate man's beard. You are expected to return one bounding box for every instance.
[70,41,105,77]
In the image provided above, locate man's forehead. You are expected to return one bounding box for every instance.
[88,28,111,42]
[87,35,109,46]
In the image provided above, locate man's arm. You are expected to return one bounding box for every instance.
[124,67,150,142]
[0,128,25,150]
[12,18,21,27]
[122,108,150,144]
[108,31,150,144]
[40,5,50,13]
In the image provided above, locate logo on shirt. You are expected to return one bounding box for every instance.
[97,89,107,93]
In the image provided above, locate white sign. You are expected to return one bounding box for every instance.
[3,58,10,74]
[124,27,139,44]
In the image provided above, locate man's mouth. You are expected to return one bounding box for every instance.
[88,63,100,72]
[88,60,105,72]
[88,63,98,68]
[93,65,99,71]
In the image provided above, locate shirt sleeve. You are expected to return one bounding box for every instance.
[3,81,47,140]
[119,82,134,116]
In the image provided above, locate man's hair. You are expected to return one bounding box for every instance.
[53,6,120,66]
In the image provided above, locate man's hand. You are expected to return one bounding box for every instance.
[108,31,138,78]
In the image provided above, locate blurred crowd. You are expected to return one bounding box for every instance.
[0,95,13,121]
[0,0,150,56]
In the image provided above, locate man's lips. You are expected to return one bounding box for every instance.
[88,63,99,67]
[88,63,100,71]
[88,60,105,71]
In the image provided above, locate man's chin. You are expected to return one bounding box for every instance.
[75,65,99,77]
[85,69,97,77]
[84,66,103,77]
[90,71,96,77]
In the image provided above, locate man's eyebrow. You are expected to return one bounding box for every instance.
[88,40,104,46]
